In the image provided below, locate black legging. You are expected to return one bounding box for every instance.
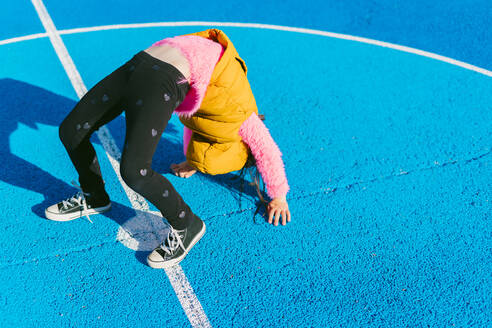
[59,50,196,230]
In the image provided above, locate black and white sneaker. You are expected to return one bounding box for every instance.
[45,181,111,223]
[147,217,206,269]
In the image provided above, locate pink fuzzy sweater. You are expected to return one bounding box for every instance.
[152,35,289,199]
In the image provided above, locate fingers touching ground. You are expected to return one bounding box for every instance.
[268,206,291,226]
[170,161,196,178]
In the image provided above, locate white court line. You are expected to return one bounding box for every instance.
[29,1,212,327]
[1,21,491,78]
[0,32,48,45]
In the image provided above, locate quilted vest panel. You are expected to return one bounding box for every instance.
[179,29,258,175]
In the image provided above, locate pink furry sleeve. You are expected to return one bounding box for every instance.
[238,112,290,199]
[183,125,193,156]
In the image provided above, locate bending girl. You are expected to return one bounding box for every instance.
[45,29,291,269]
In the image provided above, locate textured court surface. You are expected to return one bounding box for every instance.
[0,1,491,327]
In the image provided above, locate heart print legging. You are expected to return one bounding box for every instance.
[59,50,197,230]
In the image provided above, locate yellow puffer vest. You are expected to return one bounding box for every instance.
[179,29,259,175]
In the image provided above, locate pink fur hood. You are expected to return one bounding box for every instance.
[151,35,224,118]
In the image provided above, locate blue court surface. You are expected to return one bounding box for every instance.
[1,1,491,327]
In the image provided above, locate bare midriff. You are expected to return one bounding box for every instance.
[144,44,191,82]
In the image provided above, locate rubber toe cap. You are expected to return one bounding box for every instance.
[147,249,165,265]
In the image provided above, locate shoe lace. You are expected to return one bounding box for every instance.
[159,227,185,255]
[61,180,94,224]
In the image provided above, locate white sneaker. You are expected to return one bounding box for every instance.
[147,217,206,269]
[45,181,111,223]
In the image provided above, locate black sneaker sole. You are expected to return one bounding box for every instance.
[45,203,112,221]
[147,221,206,269]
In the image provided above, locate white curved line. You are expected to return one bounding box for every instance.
[1,21,491,78]
[0,32,47,45]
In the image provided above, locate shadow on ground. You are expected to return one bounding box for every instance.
[1,78,269,264]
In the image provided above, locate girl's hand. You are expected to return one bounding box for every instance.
[267,197,291,226]
[170,161,197,178]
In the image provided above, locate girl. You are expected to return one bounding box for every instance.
[45,29,291,269]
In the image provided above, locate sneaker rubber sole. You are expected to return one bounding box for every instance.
[147,221,206,269]
[45,203,112,221]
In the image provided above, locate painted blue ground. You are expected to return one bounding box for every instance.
[2,1,491,71]
[1,2,491,328]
